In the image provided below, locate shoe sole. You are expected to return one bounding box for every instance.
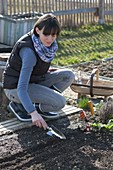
[8,103,60,121]
[38,104,60,119]
[39,112,60,119]
[7,104,32,122]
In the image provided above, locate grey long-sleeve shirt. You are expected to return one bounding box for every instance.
[18,47,37,113]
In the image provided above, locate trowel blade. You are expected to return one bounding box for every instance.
[47,125,66,140]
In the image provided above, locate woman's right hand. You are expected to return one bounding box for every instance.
[30,110,48,130]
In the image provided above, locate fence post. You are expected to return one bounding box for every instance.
[0,0,8,15]
[98,0,104,24]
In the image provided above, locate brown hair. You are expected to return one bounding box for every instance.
[33,13,61,37]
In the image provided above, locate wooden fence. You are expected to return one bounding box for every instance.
[0,0,113,27]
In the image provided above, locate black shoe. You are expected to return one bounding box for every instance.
[7,101,32,122]
[35,103,60,119]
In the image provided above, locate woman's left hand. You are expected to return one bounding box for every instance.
[30,110,48,130]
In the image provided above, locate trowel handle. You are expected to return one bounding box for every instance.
[47,126,52,131]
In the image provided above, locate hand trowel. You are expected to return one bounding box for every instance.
[46,125,66,140]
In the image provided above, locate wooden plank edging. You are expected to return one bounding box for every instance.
[0,105,82,136]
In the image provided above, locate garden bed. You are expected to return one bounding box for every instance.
[0,58,113,170]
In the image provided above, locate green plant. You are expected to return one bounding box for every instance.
[77,97,89,110]
[92,119,113,131]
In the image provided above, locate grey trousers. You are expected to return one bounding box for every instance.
[4,69,75,112]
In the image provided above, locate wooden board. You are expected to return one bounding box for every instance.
[71,69,113,97]
[0,105,82,136]
[71,79,113,97]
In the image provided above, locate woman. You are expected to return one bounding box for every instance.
[2,13,75,130]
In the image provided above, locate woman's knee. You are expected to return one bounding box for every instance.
[50,95,66,111]
[59,69,75,82]
[65,69,75,80]
[57,95,66,110]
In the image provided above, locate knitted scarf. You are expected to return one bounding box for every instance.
[32,34,58,63]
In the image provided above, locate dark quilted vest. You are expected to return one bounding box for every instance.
[2,32,51,89]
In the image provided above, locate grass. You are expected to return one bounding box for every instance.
[52,23,113,66]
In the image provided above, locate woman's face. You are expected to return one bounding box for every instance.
[36,27,57,47]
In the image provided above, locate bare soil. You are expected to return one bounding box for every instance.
[0,58,113,170]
